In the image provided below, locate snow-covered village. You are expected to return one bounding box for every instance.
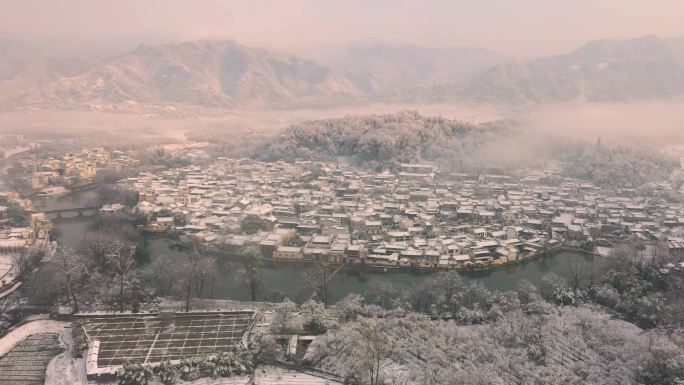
[2,2,684,384]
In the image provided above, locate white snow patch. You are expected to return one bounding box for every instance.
[45,326,88,385]
[0,320,68,357]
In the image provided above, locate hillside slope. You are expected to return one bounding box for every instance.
[3,36,684,110]
[332,42,507,93]
[456,36,684,103]
[255,111,511,169]
[0,40,362,110]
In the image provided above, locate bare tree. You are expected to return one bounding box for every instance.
[12,248,31,278]
[567,257,590,293]
[80,232,115,272]
[196,254,216,299]
[652,239,672,267]
[239,246,263,301]
[53,248,87,313]
[13,248,45,279]
[180,246,214,312]
[301,262,333,308]
[632,240,646,264]
[181,249,198,313]
[353,318,393,385]
[146,254,176,296]
[106,240,137,313]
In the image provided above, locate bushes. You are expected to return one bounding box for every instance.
[637,345,684,385]
[308,305,673,385]
[115,363,153,385]
[208,353,252,378]
[179,357,202,381]
[116,354,253,385]
[591,262,680,329]
[71,321,88,358]
[300,299,329,334]
[258,334,283,363]
[155,359,177,384]
[270,299,303,334]
[178,353,253,381]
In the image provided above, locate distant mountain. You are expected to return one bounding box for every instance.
[666,37,684,59]
[2,36,684,110]
[0,40,362,110]
[0,56,99,107]
[0,39,38,80]
[330,42,507,93]
[456,36,684,103]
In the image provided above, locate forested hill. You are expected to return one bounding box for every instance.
[558,141,679,189]
[254,111,511,170]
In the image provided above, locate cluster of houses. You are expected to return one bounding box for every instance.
[118,158,684,270]
[0,192,52,251]
[26,147,140,190]
[0,191,52,292]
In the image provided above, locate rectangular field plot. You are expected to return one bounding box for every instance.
[78,311,255,367]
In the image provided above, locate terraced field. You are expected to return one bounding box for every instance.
[0,333,63,385]
[79,311,256,366]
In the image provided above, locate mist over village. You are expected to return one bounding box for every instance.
[0,1,683,385]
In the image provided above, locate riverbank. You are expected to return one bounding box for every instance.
[202,241,568,275]
[43,191,609,302]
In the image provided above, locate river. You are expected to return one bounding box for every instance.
[38,191,610,303]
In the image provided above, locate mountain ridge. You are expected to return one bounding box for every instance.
[328,42,508,93]
[453,35,684,103]
[1,36,684,110]
[0,39,363,110]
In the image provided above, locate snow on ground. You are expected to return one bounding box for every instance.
[0,281,21,299]
[0,332,63,384]
[94,375,252,385]
[255,366,341,385]
[45,323,88,385]
[39,186,70,196]
[0,253,15,281]
[0,319,68,357]
[596,246,613,256]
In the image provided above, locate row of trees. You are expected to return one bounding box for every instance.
[24,217,339,314]
[24,238,217,314]
[47,240,140,313]
[114,353,253,385]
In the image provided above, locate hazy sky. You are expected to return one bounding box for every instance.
[2,0,684,58]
